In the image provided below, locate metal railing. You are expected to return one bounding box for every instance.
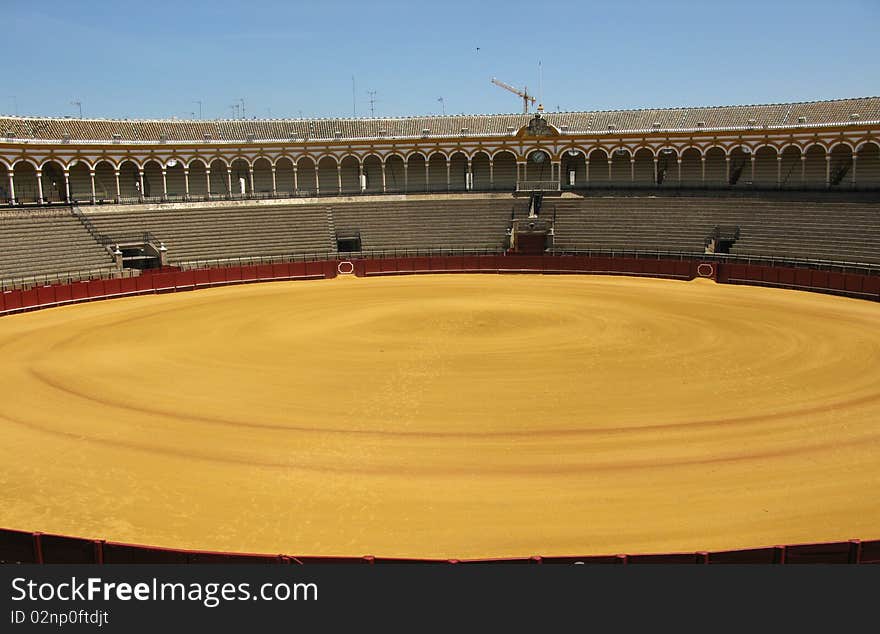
[546,248,880,275]
[3,182,879,209]
[4,247,878,292]
[174,247,506,271]
[0,266,137,292]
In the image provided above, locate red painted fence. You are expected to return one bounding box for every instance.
[1,528,877,565]
[1,256,877,317]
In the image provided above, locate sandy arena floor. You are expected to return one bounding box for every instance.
[1,274,879,559]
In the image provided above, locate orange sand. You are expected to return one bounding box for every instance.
[0,274,878,558]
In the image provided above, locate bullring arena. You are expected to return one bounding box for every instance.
[1,98,880,563]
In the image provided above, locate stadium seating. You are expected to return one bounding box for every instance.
[330,198,513,252]
[0,209,116,285]
[547,193,880,263]
[85,202,336,266]
[0,209,115,286]
[1,191,878,288]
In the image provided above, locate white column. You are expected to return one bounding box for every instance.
[467,159,473,191]
[489,159,494,190]
[161,169,168,200]
[445,161,450,191]
[676,158,682,185]
[36,172,44,204]
[800,155,806,185]
[701,156,706,184]
[725,156,730,185]
[314,164,320,195]
[8,171,15,204]
[293,164,298,193]
[607,158,612,182]
[336,165,342,193]
[271,166,277,196]
[653,157,659,185]
[424,161,429,192]
[248,166,254,195]
[89,170,96,203]
[825,154,831,188]
[206,169,212,200]
[630,158,635,184]
[851,154,857,187]
[404,162,409,192]
[65,170,72,202]
[381,161,387,193]
[585,156,590,185]
[184,168,190,199]
[114,169,121,202]
[359,164,364,193]
[226,168,232,195]
[776,156,782,188]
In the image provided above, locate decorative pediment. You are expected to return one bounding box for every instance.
[517,114,560,139]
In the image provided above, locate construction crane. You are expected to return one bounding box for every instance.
[490,77,537,114]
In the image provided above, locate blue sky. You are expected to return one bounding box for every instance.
[3,0,878,119]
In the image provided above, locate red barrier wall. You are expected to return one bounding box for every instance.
[1,528,875,565]
[120,277,139,295]
[20,287,39,308]
[55,284,72,303]
[36,286,55,306]
[104,278,122,296]
[86,279,105,298]
[2,257,876,318]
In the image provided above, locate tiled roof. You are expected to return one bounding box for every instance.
[2,97,878,143]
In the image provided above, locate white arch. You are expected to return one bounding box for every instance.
[802,141,830,153]
[117,157,143,170]
[404,149,428,161]
[383,151,407,164]
[630,144,656,158]
[490,148,517,160]
[272,154,296,167]
[778,142,804,155]
[295,155,318,167]
[679,145,703,157]
[426,149,451,160]
[855,139,880,152]
[187,157,210,169]
[227,155,254,168]
[828,141,855,153]
[11,157,41,170]
[752,143,780,155]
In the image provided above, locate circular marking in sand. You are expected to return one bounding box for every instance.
[1,274,878,559]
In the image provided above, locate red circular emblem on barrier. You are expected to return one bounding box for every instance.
[337,261,355,275]
[697,263,714,278]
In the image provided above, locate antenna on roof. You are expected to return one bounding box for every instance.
[367,90,377,118]
[438,96,445,115]
[70,100,82,118]
[537,61,544,113]
[239,98,245,120]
